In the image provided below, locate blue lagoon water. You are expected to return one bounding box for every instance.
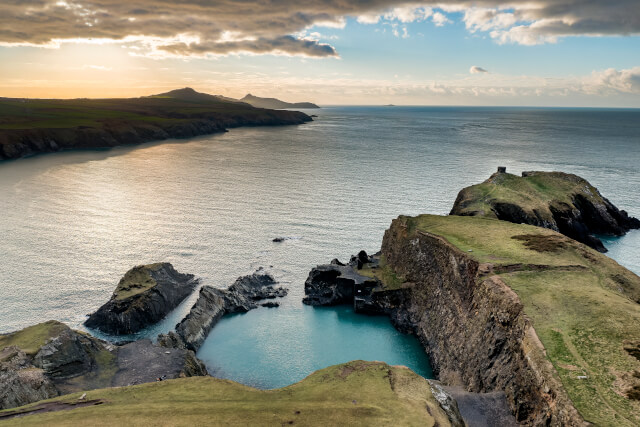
[0,106,638,388]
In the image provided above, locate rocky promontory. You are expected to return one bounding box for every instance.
[450,168,640,252]
[304,214,640,425]
[160,271,287,351]
[0,321,206,410]
[84,263,198,335]
[0,88,312,161]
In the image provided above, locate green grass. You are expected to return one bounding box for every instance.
[0,321,69,356]
[451,171,604,221]
[358,256,406,291]
[0,361,451,426]
[403,214,640,426]
[113,263,164,300]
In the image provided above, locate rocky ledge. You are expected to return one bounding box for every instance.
[84,263,198,335]
[450,168,640,252]
[0,321,206,410]
[159,271,287,352]
[304,214,640,426]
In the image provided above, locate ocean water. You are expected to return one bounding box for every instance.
[1,106,638,389]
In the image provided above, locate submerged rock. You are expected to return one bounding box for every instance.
[162,272,288,352]
[450,170,640,252]
[84,263,198,335]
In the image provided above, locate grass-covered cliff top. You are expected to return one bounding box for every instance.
[0,88,307,131]
[450,171,604,221]
[0,321,69,356]
[0,361,452,426]
[112,263,164,300]
[403,214,640,425]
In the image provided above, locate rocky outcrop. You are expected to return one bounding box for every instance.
[160,272,288,352]
[0,321,207,410]
[0,347,59,410]
[450,170,640,252]
[84,263,198,335]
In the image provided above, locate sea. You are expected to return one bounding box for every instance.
[1,106,639,389]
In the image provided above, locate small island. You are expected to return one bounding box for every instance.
[0,88,312,161]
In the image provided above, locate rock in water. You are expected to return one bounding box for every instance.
[84,263,198,335]
[450,170,640,252]
[163,272,288,351]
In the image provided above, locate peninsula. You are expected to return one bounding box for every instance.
[0,88,312,161]
[239,94,320,109]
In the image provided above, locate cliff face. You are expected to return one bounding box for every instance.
[380,221,581,425]
[304,214,640,426]
[450,170,640,252]
[84,263,198,335]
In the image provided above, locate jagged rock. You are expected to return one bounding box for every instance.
[84,263,198,335]
[427,381,466,427]
[450,170,640,252]
[169,272,288,351]
[261,302,279,308]
[0,347,59,410]
[33,329,100,379]
[302,262,376,306]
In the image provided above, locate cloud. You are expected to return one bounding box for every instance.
[470,66,489,74]
[0,0,639,58]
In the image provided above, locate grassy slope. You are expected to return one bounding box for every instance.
[0,321,69,356]
[113,263,163,301]
[1,361,450,426]
[452,172,604,220]
[0,89,301,131]
[405,214,640,426]
[357,255,407,291]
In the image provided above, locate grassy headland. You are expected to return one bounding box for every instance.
[0,88,311,160]
[403,214,640,425]
[0,361,452,426]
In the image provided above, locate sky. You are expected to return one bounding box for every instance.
[0,1,639,107]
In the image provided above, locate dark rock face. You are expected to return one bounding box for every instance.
[0,347,59,410]
[162,272,288,352]
[84,263,198,335]
[33,328,102,379]
[450,171,640,252]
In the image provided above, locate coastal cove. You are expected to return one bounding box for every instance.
[1,106,639,392]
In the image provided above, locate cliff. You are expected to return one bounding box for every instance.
[0,88,312,161]
[0,321,206,410]
[160,271,288,351]
[0,361,462,426]
[84,263,198,335]
[240,94,320,109]
[305,215,640,426]
[450,169,640,252]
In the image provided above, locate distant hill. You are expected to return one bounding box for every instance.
[240,94,319,109]
[150,88,250,106]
